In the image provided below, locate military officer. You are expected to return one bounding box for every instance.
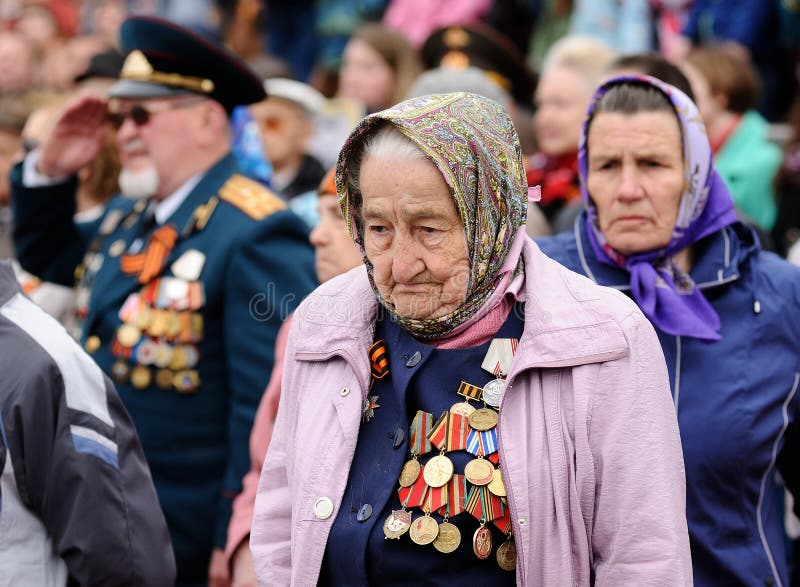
[10,16,317,587]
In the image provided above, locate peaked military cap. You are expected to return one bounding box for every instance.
[109,15,266,112]
[421,24,535,108]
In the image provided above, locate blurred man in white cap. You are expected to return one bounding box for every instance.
[250,78,327,200]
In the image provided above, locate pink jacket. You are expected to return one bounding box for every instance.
[251,239,693,586]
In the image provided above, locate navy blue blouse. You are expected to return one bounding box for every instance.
[319,305,525,586]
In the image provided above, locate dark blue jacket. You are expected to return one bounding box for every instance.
[538,216,800,587]
[10,153,317,583]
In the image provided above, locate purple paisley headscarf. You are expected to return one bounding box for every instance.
[581,75,737,341]
[335,92,529,339]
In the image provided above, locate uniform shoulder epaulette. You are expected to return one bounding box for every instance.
[218,174,286,220]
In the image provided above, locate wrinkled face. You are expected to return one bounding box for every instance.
[361,155,470,320]
[249,98,311,172]
[339,38,395,112]
[309,193,362,283]
[587,110,685,256]
[112,97,207,199]
[534,66,593,157]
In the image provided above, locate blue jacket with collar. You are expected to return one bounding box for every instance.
[537,215,800,587]
[10,153,317,584]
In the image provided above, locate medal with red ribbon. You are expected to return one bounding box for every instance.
[409,410,434,456]
[437,473,466,518]
[428,411,470,452]
[493,503,512,534]
[398,465,429,508]
[465,485,505,523]
[423,482,447,514]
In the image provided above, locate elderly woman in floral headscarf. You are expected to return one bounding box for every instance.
[251,92,692,585]
[538,75,800,587]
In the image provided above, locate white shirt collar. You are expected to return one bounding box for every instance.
[152,172,204,225]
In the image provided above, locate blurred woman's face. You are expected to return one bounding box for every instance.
[586,110,685,256]
[339,38,396,112]
[360,155,470,320]
[534,66,593,157]
[309,194,362,283]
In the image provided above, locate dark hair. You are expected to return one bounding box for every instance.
[610,53,695,100]
[685,45,760,114]
[586,82,682,155]
[592,82,675,118]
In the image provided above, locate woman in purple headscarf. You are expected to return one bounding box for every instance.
[539,75,800,587]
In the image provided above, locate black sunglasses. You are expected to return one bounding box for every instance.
[106,98,206,130]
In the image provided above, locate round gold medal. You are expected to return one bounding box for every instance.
[133,305,153,330]
[496,539,517,571]
[409,515,439,546]
[398,459,421,487]
[383,509,412,539]
[130,365,152,389]
[153,343,173,368]
[469,407,498,431]
[432,521,462,554]
[449,401,476,417]
[111,360,130,384]
[487,468,507,497]
[464,458,495,486]
[423,454,454,488]
[155,368,175,390]
[165,312,183,339]
[147,311,168,337]
[84,335,101,353]
[108,239,126,257]
[116,323,142,348]
[169,346,188,370]
[473,525,493,560]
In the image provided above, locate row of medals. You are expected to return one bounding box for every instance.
[101,278,204,393]
[382,377,516,572]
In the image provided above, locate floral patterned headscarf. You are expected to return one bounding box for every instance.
[335,92,528,338]
[581,75,738,341]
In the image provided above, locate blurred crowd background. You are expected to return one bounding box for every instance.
[2,0,800,263]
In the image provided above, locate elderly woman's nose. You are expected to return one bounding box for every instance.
[309,224,327,247]
[617,165,643,200]
[391,237,423,280]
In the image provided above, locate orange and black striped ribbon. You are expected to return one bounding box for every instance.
[369,339,390,380]
[457,380,483,402]
[120,224,179,284]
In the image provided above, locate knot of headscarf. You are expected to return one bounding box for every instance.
[335,92,528,339]
[581,75,738,341]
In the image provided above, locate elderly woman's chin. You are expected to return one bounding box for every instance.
[384,287,466,320]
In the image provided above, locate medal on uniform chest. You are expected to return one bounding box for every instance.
[464,457,495,486]
[451,380,481,416]
[423,454,453,488]
[432,520,461,553]
[409,513,440,546]
[399,411,434,487]
[171,249,206,282]
[487,467,507,497]
[468,407,498,431]
[479,338,518,409]
[473,524,493,560]
[362,340,389,423]
[496,536,516,571]
[383,509,412,540]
